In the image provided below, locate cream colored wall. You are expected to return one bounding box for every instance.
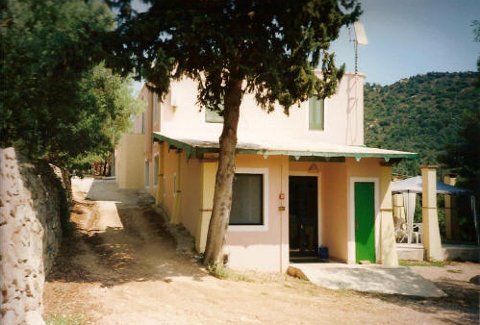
[132,86,148,134]
[321,162,349,262]
[144,88,153,162]
[115,133,146,189]
[132,113,143,134]
[161,147,181,220]
[196,161,217,253]
[179,156,202,237]
[223,155,290,272]
[345,158,381,177]
[160,72,365,146]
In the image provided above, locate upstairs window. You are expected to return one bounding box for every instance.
[229,174,263,225]
[205,107,224,123]
[309,97,324,131]
[153,93,159,127]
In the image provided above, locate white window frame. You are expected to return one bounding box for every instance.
[289,171,323,246]
[228,167,269,232]
[348,177,380,264]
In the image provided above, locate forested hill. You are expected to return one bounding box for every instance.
[364,72,479,176]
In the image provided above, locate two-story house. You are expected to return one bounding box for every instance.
[115,72,416,272]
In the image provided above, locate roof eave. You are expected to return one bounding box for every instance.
[153,133,418,161]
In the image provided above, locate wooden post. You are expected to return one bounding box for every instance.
[172,150,182,224]
[155,142,165,206]
[443,174,458,241]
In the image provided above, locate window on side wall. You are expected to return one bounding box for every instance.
[154,156,159,186]
[144,161,149,188]
[205,106,224,123]
[309,96,324,131]
[229,174,263,226]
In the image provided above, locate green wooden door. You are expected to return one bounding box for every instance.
[354,182,375,263]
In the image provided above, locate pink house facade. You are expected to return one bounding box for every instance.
[115,72,416,272]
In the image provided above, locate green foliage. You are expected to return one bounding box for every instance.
[399,260,449,267]
[206,263,233,279]
[1,0,140,171]
[440,106,480,197]
[108,0,361,111]
[45,313,84,325]
[206,264,253,282]
[62,63,143,169]
[364,72,480,177]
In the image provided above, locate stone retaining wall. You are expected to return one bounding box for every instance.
[0,148,66,325]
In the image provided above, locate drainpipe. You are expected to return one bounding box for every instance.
[172,150,182,224]
[155,142,165,206]
[443,174,458,241]
[421,165,444,261]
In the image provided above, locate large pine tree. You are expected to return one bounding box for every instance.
[109,0,361,265]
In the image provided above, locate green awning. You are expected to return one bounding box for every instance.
[153,132,418,161]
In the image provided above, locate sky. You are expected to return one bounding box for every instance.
[332,0,480,85]
[131,0,480,92]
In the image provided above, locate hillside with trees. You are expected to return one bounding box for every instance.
[364,72,479,177]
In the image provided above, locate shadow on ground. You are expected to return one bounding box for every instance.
[360,277,479,324]
[48,180,207,288]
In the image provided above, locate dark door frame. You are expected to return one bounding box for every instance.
[288,173,321,259]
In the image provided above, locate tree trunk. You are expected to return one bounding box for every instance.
[105,154,110,177]
[60,168,72,204]
[203,78,243,266]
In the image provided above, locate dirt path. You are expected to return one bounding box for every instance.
[44,178,479,324]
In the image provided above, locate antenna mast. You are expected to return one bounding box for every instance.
[353,22,368,75]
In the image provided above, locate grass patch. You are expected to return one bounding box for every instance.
[45,314,84,325]
[206,264,255,282]
[399,259,449,267]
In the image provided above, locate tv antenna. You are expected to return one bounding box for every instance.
[352,21,368,74]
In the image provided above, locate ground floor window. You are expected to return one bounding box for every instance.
[229,173,264,226]
[154,156,159,186]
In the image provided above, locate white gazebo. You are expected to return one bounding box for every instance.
[392,167,478,262]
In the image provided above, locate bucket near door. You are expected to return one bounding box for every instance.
[318,246,329,261]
